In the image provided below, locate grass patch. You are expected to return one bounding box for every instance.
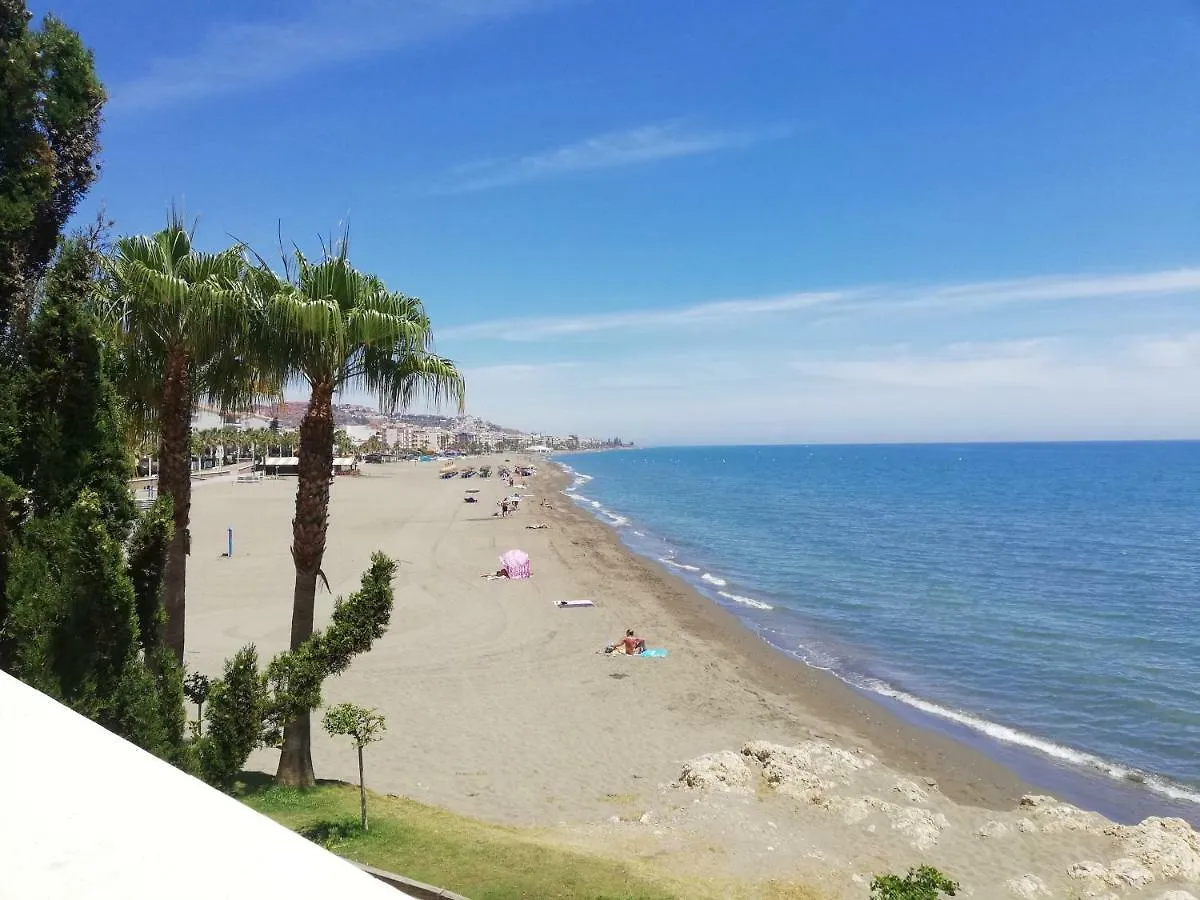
[235,773,678,899]
[235,774,819,900]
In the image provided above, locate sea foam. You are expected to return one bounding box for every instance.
[856,679,1200,807]
[718,590,774,611]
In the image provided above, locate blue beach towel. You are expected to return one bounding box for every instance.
[640,648,668,658]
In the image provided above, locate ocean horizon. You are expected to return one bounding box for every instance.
[554,441,1200,825]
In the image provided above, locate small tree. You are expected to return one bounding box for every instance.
[871,866,959,900]
[183,671,211,731]
[322,702,386,831]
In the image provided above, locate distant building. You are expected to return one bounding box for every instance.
[343,424,375,445]
[191,409,224,431]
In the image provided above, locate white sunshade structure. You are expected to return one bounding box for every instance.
[262,457,357,468]
[0,672,416,899]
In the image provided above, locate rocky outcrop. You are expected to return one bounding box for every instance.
[672,739,1200,898]
[677,750,753,793]
[1106,817,1200,882]
[742,740,871,784]
[1067,858,1155,889]
[675,740,949,851]
[1018,795,1108,835]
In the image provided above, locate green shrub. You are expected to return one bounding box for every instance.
[196,645,267,788]
[871,866,958,900]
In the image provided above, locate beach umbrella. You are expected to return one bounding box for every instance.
[499,549,531,579]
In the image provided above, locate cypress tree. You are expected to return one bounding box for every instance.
[0,3,186,763]
[0,1,104,330]
[0,237,187,762]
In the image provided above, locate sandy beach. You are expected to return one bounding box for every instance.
[186,456,1200,898]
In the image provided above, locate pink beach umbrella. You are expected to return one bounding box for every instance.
[499,549,531,579]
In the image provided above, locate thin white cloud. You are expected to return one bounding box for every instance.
[460,361,581,379]
[111,0,565,113]
[458,333,1200,444]
[442,289,853,340]
[442,267,1200,342]
[1126,332,1200,369]
[791,339,1072,389]
[436,121,789,192]
[891,269,1200,312]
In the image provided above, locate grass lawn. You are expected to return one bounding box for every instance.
[235,775,817,900]
[237,773,681,899]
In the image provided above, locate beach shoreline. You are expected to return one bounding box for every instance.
[549,451,1200,829]
[534,461,1031,810]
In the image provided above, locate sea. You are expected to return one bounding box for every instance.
[553,442,1200,826]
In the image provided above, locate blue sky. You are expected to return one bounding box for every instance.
[33,0,1200,444]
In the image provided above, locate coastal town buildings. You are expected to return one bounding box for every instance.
[196,403,633,454]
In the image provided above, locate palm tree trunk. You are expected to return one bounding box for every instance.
[275,378,335,787]
[157,348,191,664]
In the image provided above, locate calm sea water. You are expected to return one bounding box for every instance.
[555,443,1200,823]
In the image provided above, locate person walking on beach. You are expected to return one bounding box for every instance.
[500,499,510,517]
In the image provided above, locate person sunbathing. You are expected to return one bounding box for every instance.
[608,629,645,655]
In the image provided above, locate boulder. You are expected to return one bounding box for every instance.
[977,820,1010,838]
[1106,857,1155,888]
[1068,861,1109,881]
[1006,874,1051,898]
[852,797,950,850]
[882,804,951,851]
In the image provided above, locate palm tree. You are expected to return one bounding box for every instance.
[99,220,251,663]
[252,242,463,786]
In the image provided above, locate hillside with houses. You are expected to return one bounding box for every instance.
[189,404,629,455]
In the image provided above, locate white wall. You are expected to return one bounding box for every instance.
[0,672,414,899]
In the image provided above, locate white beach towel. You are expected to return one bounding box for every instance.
[555,600,595,608]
